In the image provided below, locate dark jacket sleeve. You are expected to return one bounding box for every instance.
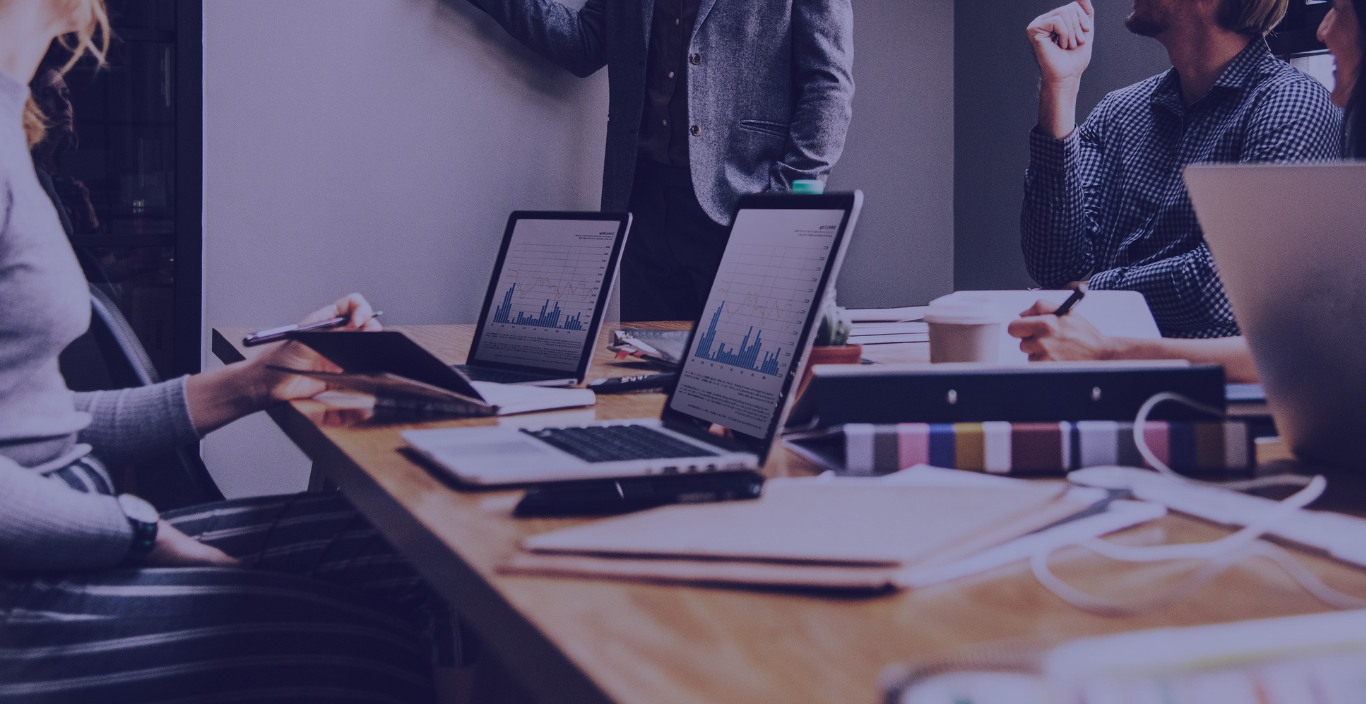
[466,0,610,78]
[772,0,855,189]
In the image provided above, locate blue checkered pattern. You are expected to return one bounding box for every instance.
[1021,39,1342,339]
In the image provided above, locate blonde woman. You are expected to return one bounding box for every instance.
[0,2,459,700]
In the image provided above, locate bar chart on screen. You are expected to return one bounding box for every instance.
[690,241,831,380]
[670,207,846,437]
[473,218,621,371]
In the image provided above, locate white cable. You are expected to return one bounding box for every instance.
[1247,541,1366,610]
[1131,392,1311,490]
[1028,393,1360,616]
[1031,528,1366,616]
[1083,475,1324,562]
[1030,539,1254,617]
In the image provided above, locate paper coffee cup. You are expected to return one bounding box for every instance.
[925,304,1002,364]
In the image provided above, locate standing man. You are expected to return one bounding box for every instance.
[468,0,855,321]
[1021,0,1340,339]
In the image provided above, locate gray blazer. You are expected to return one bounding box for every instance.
[468,0,855,225]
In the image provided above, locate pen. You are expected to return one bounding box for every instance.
[242,311,383,347]
[1053,283,1088,317]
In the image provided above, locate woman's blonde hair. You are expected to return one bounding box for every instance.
[23,0,111,147]
[1218,0,1290,36]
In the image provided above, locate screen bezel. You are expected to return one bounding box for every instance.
[466,211,632,381]
[658,192,862,464]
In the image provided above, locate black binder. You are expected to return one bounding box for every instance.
[786,362,1226,428]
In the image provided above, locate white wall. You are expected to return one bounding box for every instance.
[202,0,955,497]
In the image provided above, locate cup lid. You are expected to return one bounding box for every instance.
[923,303,1003,325]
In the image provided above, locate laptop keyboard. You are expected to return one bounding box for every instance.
[522,425,721,463]
[454,366,557,384]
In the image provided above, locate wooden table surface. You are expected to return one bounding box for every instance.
[212,324,1366,704]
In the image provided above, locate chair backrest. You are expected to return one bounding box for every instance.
[79,284,225,507]
[88,284,160,388]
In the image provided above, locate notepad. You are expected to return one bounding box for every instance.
[505,479,1082,590]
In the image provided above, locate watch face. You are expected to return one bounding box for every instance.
[118,494,160,524]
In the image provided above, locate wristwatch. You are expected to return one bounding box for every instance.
[117,494,159,558]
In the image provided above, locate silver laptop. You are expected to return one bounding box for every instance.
[404,191,863,485]
[1186,162,1366,469]
[458,211,632,386]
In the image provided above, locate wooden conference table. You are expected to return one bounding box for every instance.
[213,323,1366,704]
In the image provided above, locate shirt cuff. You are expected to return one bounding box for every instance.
[1028,125,1080,174]
[1086,268,1122,290]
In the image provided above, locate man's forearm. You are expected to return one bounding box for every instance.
[1038,77,1081,139]
[1110,336,1258,383]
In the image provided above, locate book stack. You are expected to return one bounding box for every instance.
[820,420,1253,475]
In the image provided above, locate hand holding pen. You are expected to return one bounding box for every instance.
[1052,281,1088,317]
[245,295,383,346]
[1007,283,1113,362]
[188,294,384,435]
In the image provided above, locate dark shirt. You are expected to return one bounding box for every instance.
[638,0,701,169]
[1021,39,1341,338]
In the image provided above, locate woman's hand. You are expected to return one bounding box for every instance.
[247,293,382,404]
[140,521,240,567]
[185,293,382,434]
[1007,299,1118,362]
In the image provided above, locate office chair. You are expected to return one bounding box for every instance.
[60,284,226,509]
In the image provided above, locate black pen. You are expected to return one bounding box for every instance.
[1053,283,1088,317]
[243,311,382,347]
[514,470,765,517]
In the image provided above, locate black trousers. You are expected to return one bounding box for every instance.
[620,158,731,323]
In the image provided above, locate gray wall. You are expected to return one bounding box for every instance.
[201,0,611,497]
[832,0,955,309]
[201,0,955,496]
[954,0,1170,290]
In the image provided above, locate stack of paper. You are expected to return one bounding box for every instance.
[848,321,929,346]
[606,328,691,368]
[847,307,929,323]
[844,307,930,346]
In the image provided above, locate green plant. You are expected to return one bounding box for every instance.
[814,294,851,347]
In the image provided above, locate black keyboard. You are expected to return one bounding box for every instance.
[454,365,560,384]
[522,425,721,463]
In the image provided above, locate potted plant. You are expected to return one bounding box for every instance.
[798,294,862,398]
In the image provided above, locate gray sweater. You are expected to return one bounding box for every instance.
[0,69,200,573]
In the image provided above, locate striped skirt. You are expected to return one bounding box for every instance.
[0,458,462,703]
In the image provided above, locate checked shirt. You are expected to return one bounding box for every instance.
[1021,38,1342,338]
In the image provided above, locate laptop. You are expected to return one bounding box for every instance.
[1185,162,1366,470]
[458,211,632,386]
[403,191,864,485]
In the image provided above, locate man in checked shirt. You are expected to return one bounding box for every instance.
[1017,0,1340,348]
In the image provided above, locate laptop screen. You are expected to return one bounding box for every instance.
[662,192,861,457]
[468,212,631,376]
